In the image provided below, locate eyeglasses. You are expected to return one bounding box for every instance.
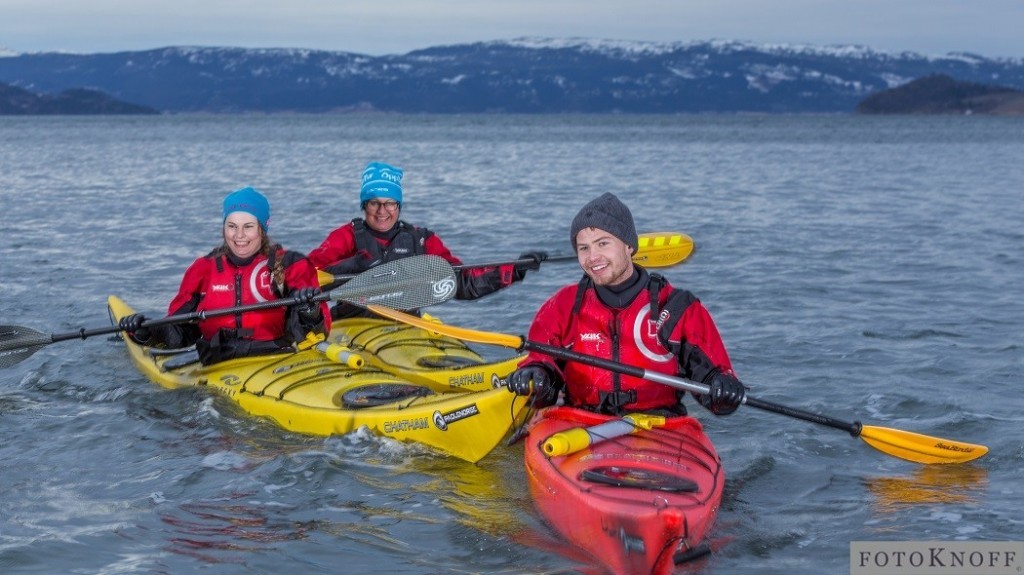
[366,199,400,211]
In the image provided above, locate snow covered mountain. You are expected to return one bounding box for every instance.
[1,38,1021,113]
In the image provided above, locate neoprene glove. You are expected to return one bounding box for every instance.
[293,287,323,324]
[699,372,745,416]
[293,287,321,304]
[517,251,548,271]
[513,251,548,281]
[509,364,554,396]
[118,313,151,344]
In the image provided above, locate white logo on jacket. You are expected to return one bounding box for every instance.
[249,260,273,303]
[634,308,674,362]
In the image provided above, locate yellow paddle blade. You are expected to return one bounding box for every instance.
[367,305,523,348]
[634,232,695,267]
[859,425,988,464]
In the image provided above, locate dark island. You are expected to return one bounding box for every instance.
[0,82,159,115]
[856,74,1024,115]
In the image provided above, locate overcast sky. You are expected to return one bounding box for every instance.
[2,0,1021,59]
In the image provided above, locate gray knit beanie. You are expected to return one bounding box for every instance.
[569,192,638,252]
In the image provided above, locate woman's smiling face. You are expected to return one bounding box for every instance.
[223,212,263,259]
[363,198,401,232]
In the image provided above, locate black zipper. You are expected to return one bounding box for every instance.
[234,273,243,329]
[610,313,621,393]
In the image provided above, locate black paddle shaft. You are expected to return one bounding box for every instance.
[0,298,306,369]
[0,255,456,368]
[522,339,863,437]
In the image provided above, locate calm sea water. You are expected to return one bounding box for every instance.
[1,114,1022,574]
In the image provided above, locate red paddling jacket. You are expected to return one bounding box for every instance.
[523,266,735,414]
[155,246,329,364]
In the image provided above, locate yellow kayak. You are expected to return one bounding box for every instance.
[107,295,527,463]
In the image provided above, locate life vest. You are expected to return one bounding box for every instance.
[196,249,287,342]
[563,272,697,413]
[329,218,430,274]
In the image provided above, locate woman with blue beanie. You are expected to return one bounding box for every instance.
[118,187,329,365]
[308,161,545,319]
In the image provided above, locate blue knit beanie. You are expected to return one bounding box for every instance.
[360,161,404,205]
[223,187,271,231]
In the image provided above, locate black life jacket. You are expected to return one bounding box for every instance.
[329,218,431,274]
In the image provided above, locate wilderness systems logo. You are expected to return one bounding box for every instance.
[851,541,1023,575]
[432,404,481,431]
[432,276,456,300]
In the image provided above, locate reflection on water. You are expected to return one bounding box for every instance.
[864,465,988,513]
[160,492,315,564]
[413,457,521,535]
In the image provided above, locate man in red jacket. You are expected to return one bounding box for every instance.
[307,161,544,318]
[509,192,745,417]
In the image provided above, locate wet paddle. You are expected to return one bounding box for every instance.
[318,231,695,287]
[366,305,989,465]
[0,255,456,369]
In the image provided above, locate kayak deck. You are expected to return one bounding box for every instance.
[524,406,724,575]
[327,315,525,392]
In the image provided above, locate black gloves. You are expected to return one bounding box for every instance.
[293,287,320,304]
[699,372,745,416]
[517,251,548,271]
[513,251,548,281]
[509,364,554,395]
[118,313,152,345]
[509,363,562,408]
[509,362,561,407]
[293,287,323,324]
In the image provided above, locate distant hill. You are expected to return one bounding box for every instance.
[856,74,1024,115]
[0,82,158,115]
[1,38,1023,114]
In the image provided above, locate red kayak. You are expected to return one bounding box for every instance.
[524,406,724,575]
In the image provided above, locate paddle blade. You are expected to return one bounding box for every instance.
[0,325,52,368]
[633,232,695,268]
[331,255,457,310]
[367,305,525,348]
[859,425,988,464]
